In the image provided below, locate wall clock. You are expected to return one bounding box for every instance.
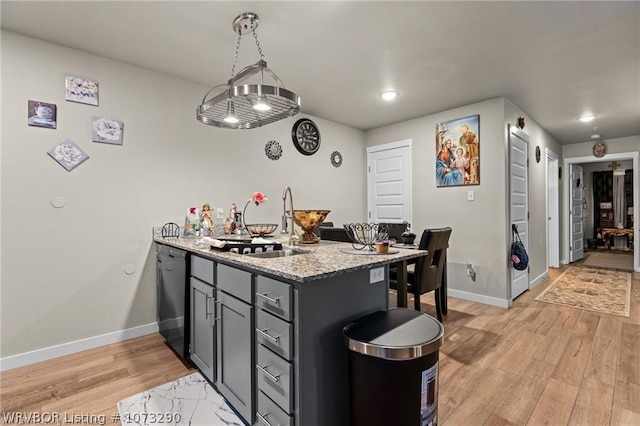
[291,118,320,155]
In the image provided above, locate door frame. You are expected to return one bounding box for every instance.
[366,139,413,224]
[546,148,560,268]
[563,151,639,272]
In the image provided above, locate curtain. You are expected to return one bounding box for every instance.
[613,171,626,249]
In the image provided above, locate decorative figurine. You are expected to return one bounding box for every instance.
[201,203,214,235]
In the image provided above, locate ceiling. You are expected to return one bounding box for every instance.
[2,1,639,145]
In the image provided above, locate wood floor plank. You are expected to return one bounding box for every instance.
[483,413,519,426]
[610,405,640,425]
[492,358,555,425]
[551,334,594,387]
[613,380,640,414]
[442,368,512,426]
[526,378,579,426]
[496,330,545,375]
[567,378,614,426]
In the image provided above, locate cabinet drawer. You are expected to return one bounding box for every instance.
[191,255,214,285]
[256,276,292,321]
[218,264,252,303]
[257,344,293,414]
[257,391,293,426]
[256,310,293,361]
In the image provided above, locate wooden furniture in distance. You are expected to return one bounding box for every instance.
[600,228,634,250]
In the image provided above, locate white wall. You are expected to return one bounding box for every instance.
[366,98,509,302]
[365,97,562,304]
[0,31,366,359]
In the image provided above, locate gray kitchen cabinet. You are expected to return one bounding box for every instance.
[216,265,254,425]
[189,276,215,382]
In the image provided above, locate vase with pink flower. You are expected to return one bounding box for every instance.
[242,192,278,237]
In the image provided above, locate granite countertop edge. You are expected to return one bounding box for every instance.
[154,237,427,283]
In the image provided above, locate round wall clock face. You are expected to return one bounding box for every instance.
[292,119,320,155]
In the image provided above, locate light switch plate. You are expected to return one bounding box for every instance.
[216,207,225,219]
[467,190,475,201]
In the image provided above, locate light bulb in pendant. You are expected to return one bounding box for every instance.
[224,102,239,124]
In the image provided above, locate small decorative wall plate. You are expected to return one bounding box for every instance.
[592,141,607,158]
[535,146,541,163]
[330,151,343,167]
[517,116,525,129]
[559,166,562,180]
[265,140,282,160]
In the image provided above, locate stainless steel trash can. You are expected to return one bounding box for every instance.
[343,308,444,426]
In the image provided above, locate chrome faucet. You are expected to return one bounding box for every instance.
[281,186,297,245]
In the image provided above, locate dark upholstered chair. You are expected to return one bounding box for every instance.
[390,227,452,321]
[379,222,409,240]
[318,226,352,242]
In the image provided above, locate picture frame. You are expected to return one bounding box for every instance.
[48,139,89,171]
[27,100,57,129]
[65,74,99,106]
[92,117,124,145]
[435,114,480,187]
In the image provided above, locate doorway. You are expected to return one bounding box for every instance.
[546,149,560,268]
[366,139,413,224]
[563,152,639,272]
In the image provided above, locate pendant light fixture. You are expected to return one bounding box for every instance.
[196,12,301,129]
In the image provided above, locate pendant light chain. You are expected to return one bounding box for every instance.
[251,22,265,60]
[230,32,242,79]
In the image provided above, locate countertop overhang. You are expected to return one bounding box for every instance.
[155,237,426,283]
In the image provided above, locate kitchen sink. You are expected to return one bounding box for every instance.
[246,248,310,258]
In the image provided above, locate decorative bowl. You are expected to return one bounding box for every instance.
[344,223,391,250]
[292,210,331,244]
[246,223,278,237]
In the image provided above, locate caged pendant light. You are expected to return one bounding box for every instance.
[196,12,301,129]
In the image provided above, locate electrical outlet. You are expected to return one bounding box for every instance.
[467,191,475,201]
[370,267,384,284]
[216,207,225,219]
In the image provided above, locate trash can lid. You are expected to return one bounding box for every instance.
[343,308,444,361]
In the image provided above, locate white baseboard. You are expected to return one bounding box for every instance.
[530,271,549,289]
[448,289,510,308]
[0,322,159,372]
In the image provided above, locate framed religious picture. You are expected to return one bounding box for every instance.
[435,114,480,187]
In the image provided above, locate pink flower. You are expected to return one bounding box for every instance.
[251,192,268,206]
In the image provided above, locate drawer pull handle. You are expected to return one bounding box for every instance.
[256,364,280,383]
[205,295,213,318]
[256,328,280,343]
[256,292,281,305]
[257,412,281,426]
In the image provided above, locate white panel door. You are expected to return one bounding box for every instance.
[569,164,584,262]
[367,140,412,224]
[509,125,529,300]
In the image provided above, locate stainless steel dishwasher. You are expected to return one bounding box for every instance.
[156,244,189,358]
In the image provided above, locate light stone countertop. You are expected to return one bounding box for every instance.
[155,236,426,283]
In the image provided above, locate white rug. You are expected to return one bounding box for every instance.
[117,372,243,425]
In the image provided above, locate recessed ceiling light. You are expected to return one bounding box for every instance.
[579,114,595,122]
[380,90,399,101]
[591,134,601,140]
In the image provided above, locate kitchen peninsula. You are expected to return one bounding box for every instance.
[155,236,427,426]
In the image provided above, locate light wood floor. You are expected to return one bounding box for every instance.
[1,255,638,425]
